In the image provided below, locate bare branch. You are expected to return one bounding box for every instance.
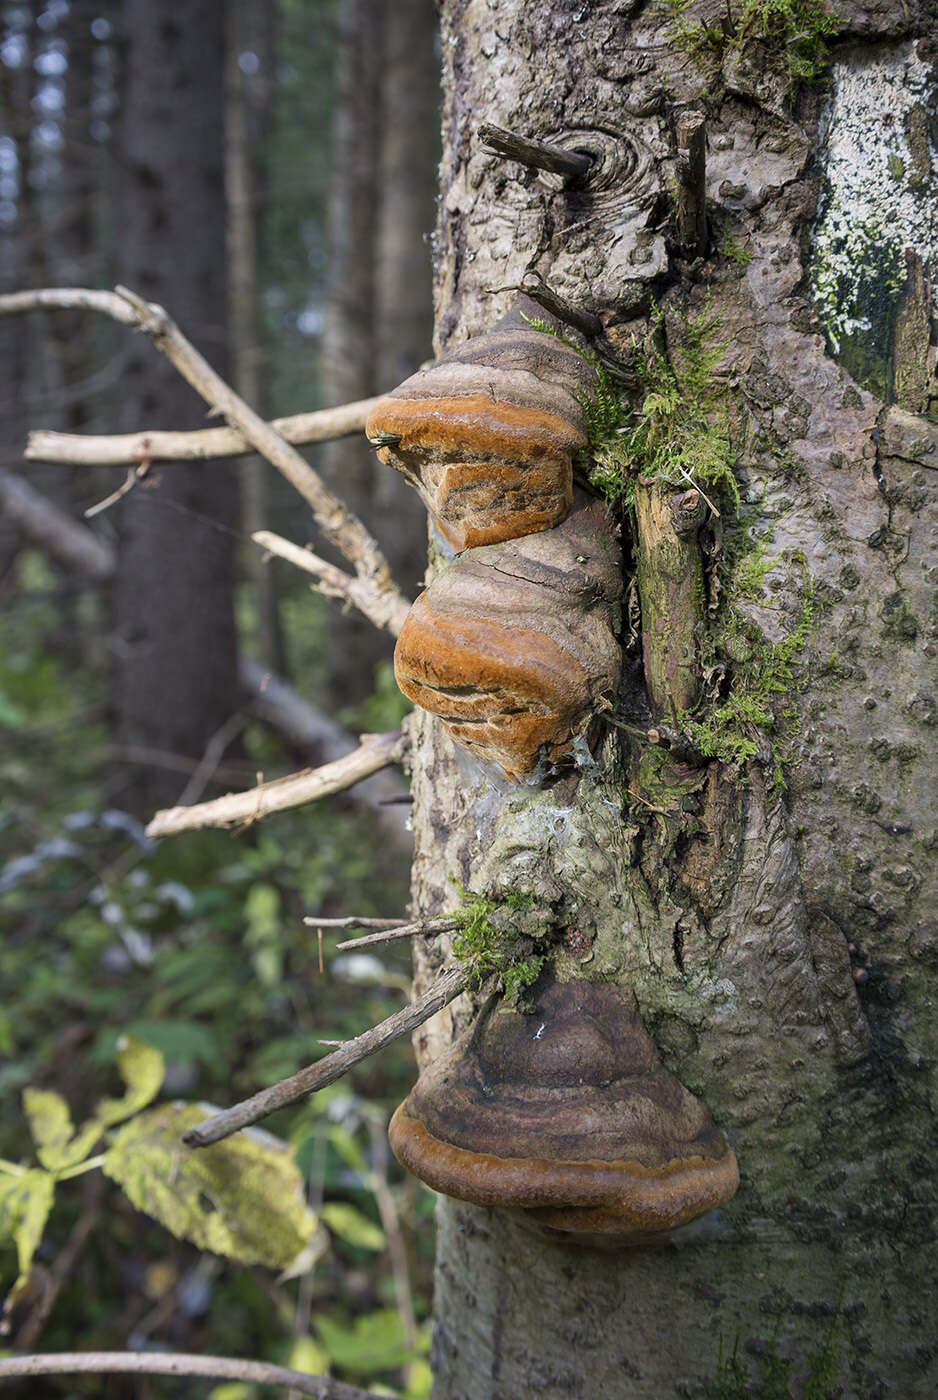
[253,529,406,635]
[306,917,411,931]
[0,1351,376,1398]
[147,731,408,839]
[184,966,469,1147]
[27,398,382,467]
[334,917,459,950]
[0,286,409,635]
[0,470,114,580]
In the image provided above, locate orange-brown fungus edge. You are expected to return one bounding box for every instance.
[389,1104,740,1238]
[366,394,586,462]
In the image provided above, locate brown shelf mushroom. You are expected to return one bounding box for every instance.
[365,298,598,551]
[389,978,738,1246]
[393,492,622,781]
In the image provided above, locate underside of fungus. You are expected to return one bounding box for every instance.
[393,492,622,781]
[389,979,739,1245]
[365,298,597,551]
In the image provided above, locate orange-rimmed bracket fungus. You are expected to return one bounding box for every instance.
[389,978,739,1245]
[365,298,599,551]
[392,492,622,782]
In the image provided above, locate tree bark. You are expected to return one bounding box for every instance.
[113,0,240,814]
[403,4,938,1397]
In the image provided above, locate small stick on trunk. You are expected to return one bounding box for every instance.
[675,111,707,259]
[479,122,591,181]
[634,479,707,715]
[183,966,469,1147]
[333,917,460,950]
[147,731,407,838]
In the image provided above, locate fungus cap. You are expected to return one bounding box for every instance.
[366,302,597,551]
[392,493,622,781]
[389,979,739,1243]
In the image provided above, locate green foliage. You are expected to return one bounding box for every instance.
[449,886,545,1002]
[587,305,739,515]
[663,0,840,96]
[314,1308,429,1378]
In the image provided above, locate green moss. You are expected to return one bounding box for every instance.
[718,231,753,268]
[886,154,906,183]
[664,0,839,96]
[585,304,740,515]
[700,1293,844,1398]
[680,551,815,788]
[449,886,545,1003]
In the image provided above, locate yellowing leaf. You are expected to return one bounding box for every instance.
[103,1102,316,1271]
[321,1201,386,1252]
[97,1036,165,1128]
[0,1169,55,1316]
[288,1336,330,1376]
[22,1089,79,1170]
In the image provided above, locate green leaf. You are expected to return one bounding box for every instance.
[287,1336,330,1376]
[22,1089,76,1169]
[321,1201,386,1252]
[0,1169,55,1315]
[103,1102,317,1271]
[327,1123,366,1174]
[314,1308,417,1378]
[96,1035,165,1128]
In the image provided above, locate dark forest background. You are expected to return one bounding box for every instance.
[0,1,440,1393]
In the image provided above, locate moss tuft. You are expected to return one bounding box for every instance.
[664,0,840,96]
[449,886,545,1003]
[585,304,740,515]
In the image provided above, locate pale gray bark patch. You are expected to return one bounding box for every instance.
[810,42,938,395]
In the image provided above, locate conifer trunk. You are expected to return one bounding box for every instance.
[405,4,938,1396]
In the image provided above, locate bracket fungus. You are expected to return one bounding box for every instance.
[393,493,622,781]
[389,979,738,1245]
[365,299,597,551]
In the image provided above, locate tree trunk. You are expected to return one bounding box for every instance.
[113,0,240,813]
[402,4,938,1397]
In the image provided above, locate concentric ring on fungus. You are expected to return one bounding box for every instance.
[389,979,739,1247]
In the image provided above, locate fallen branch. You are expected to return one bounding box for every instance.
[305,916,411,931]
[26,398,381,466]
[254,529,405,635]
[332,917,459,951]
[0,470,114,580]
[184,966,469,1147]
[147,731,408,839]
[0,286,409,635]
[0,1351,375,1398]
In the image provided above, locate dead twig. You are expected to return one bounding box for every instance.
[147,731,408,839]
[0,286,409,635]
[253,530,405,634]
[26,398,382,466]
[184,966,469,1147]
[0,1351,376,1398]
[331,917,459,951]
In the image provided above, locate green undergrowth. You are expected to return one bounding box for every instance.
[584,303,740,516]
[663,0,840,97]
[450,886,546,1003]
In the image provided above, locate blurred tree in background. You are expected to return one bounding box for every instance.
[0,0,439,1394]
